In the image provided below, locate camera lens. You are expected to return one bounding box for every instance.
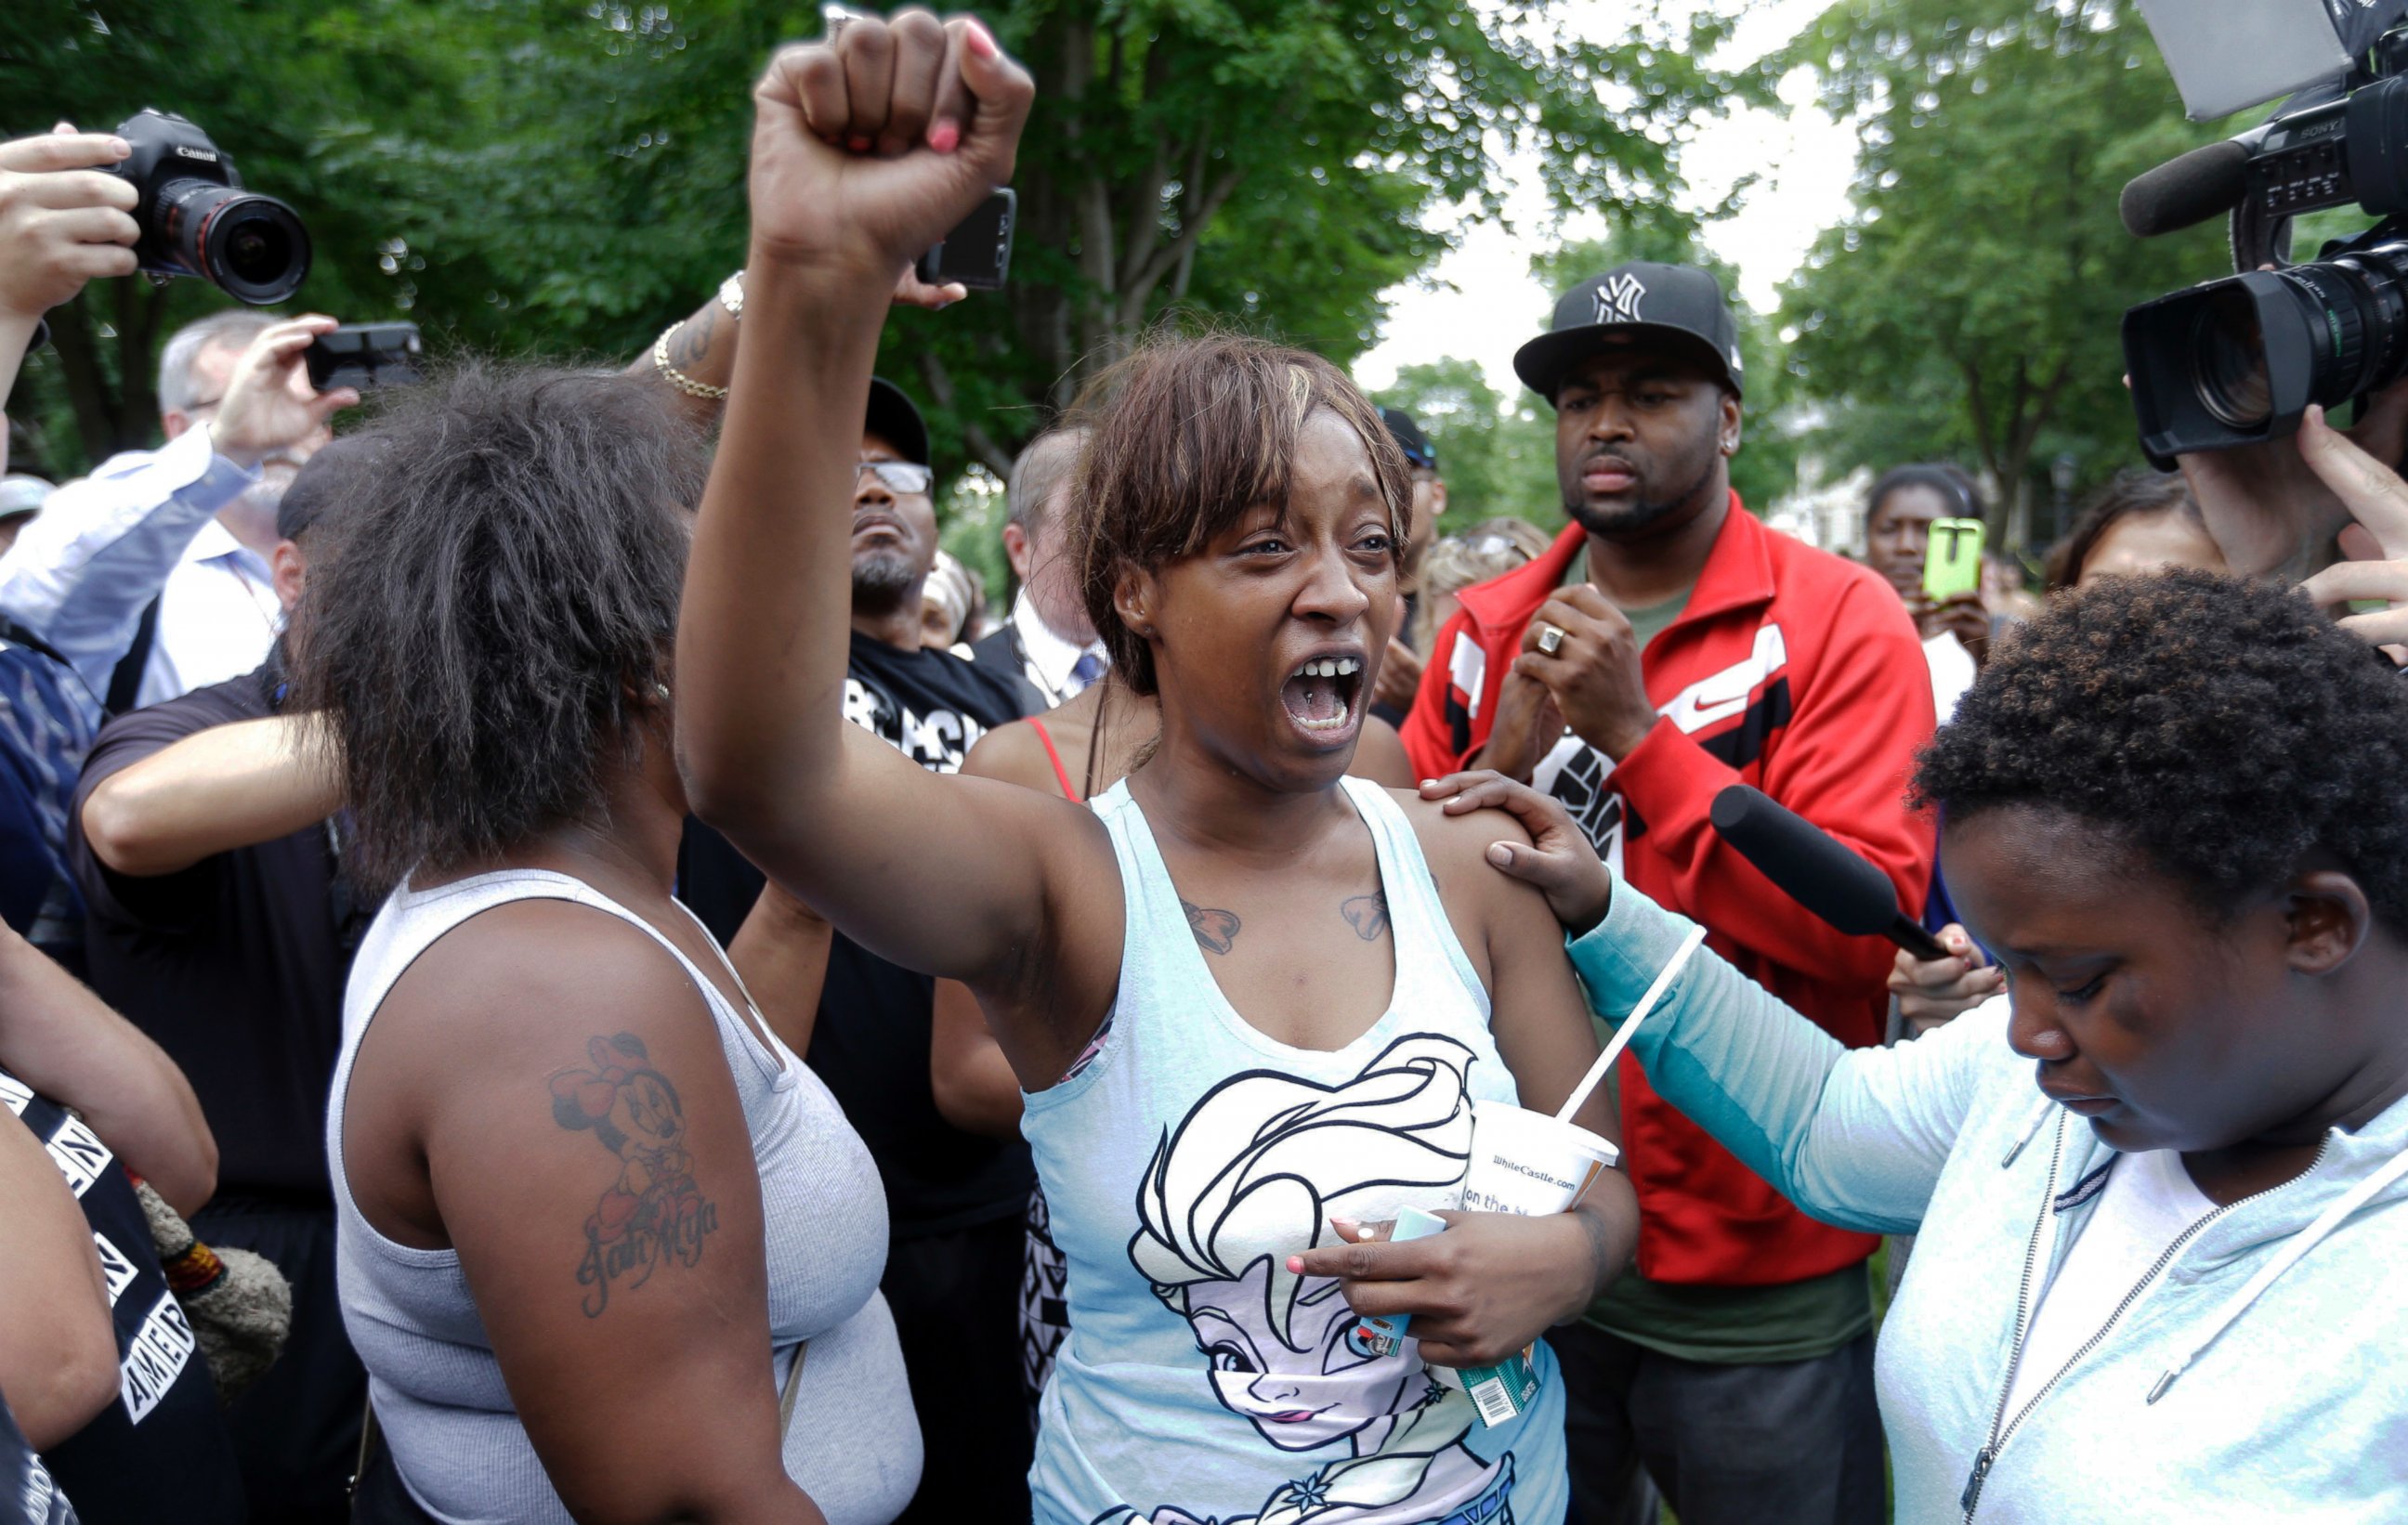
[159,179,312,305]
[2192,286,2272,429]
[199,195,311,305]
[217,210,298,291]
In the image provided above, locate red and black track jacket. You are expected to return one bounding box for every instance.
[1401,497,1936,1287]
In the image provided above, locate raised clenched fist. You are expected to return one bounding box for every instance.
[746,9,1033,280]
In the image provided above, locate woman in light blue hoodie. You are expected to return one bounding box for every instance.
[1423,570,2408,1522]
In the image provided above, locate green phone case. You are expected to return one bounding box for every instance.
[1922,517,1985,603]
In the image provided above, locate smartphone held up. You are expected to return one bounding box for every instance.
[918,188,1015,291]
[1922,516,1985,604]
[305,322,423,393]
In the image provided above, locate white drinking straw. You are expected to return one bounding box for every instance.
[1554,923,1709,1125]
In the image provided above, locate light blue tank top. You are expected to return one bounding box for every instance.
[1026,776,1568,1525]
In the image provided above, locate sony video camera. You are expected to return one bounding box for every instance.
[2119,20,2408,460]
[108,109,311,306]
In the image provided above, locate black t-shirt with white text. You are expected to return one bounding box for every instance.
[5,1070,244,1521]
[678,631,1032,1239]
[0,1397,72,1525]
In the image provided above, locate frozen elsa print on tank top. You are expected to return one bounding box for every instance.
[1025,776,1564,1525]
[1118,1036,1514,1525]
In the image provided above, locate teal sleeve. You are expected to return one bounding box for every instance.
[1566,876,2014,1236]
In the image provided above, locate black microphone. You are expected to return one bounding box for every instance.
[1708,784,1948,961]
[2119,139,2251,239]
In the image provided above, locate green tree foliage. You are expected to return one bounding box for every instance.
[0,0,456,464]
[2,0,1753,489]
[1373,356,1562,536]
[1774,0,2232,546]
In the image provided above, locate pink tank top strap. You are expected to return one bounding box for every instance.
[1027,717,1080,802]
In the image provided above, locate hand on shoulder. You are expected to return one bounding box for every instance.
[1413,771,1612,935]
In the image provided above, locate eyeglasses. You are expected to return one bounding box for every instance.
[857,461,933,496]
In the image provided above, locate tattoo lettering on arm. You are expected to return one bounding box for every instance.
[1180,898,1241,957]
[1341,891,1391,943]
[549,1034,720,1319]
[665,305,716,371]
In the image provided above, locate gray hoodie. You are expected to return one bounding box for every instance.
[1568,881,2408,1523]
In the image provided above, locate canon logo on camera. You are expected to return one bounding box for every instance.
[173,145,219,162]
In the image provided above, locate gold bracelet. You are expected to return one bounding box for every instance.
[718,268,744,320]
[652,322,727,400]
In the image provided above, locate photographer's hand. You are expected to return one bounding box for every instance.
[203,316,357,470]
[1930,593,1990,664]
[2173,372,2408,580]
[2295,403,2408,660]
[0,125,140,413]
[0,126,138,322]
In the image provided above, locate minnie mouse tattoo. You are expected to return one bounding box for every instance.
[550,1033,720,1318]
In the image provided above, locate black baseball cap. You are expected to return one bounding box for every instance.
[866,376,931,469]
[1513,261,1745,404]
[1379,406,1437,470]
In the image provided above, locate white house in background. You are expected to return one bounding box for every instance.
[1764,452,1872,557]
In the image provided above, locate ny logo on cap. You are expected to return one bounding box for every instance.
[1593,272,1646,326]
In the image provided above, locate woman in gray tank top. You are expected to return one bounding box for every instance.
[679,24,1641,1524]
[292,361,916,1524]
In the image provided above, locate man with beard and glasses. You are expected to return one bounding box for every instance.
[0,310,355,717]
[1400,262,1934,1525]
[676,376,1036,1522]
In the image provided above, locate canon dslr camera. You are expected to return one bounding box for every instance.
[2121,29,2408,461]
[108,109,311,306]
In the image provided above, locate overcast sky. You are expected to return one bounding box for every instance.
[1354,0,1858,397]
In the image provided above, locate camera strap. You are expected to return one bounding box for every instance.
[103,596,162,717]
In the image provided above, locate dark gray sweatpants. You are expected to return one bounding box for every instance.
[1551,1323,1885,1525]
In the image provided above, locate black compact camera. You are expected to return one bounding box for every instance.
[108,109,311,306]
[2121,29,2408,460]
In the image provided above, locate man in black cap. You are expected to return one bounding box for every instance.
[1401,263,1935,1525]
[1371,406,1447,723]
[674,374,1036,1523]
[71,435,377,1523]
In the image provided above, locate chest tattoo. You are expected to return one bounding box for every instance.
[1181,897,1242,956]
[1341,890,1391,942]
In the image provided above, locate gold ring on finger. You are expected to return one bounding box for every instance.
[1536,621,1566,657]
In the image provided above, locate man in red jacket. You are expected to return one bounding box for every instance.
[1401,263,1934,1525]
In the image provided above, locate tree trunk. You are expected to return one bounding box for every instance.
[1004,7,1254,407]
[46,278,171,466]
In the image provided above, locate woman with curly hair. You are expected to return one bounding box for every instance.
[294,363,919,1523]
[1437,568,2408,1521]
